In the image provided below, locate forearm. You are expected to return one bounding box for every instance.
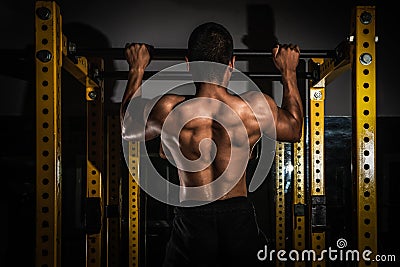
[120,68,145,120]
[280,71,303,138]
[120,68,148,141]
[281,72,302,117]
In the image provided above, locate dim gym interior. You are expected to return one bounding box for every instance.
[1,1,398,267]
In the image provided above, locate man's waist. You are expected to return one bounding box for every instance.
[175,196,252,214]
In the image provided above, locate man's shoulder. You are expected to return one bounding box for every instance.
[159,93,190,103]
[235,91,274,114]
[156,94,188,110]
[239,90,265,99]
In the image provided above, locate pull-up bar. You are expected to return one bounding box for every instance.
[74,47,336,61]
[101,70,316,81]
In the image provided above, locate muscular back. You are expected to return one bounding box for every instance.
[121,43,302,202]
[156,90,269,201]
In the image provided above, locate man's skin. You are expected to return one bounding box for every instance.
[121,43,302,202]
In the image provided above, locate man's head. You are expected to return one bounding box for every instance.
[186,22,235,85]
[187,22,234,65]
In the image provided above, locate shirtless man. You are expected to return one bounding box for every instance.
[121,22,302,267]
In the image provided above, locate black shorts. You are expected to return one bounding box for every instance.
[162,196,271,267]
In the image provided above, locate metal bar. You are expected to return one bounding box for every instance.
[62,34,100,88]
[309,85,325,198]
[0,47,336,61]
[62,55,90,85]
[352,6,377,267]
[74,47,336,60]
[275,142,285,267]
[101,71,315,81]
[308,73,326,267]
[35,1,62,266]
[293,123,306,267]
[309,41,351,88]
[106,115,122,267]
[61,34,106,266]
[128,142,140,267]
[86,58,105,267]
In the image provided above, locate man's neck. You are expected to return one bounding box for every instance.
[195,82,229,97]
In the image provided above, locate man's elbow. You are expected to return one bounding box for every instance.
[283,119,303,143]
[121,130,136,142]
[291,122,303,143]
[291,131,302,143]
[121,124,142,142]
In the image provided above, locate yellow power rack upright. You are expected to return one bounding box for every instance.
[293,123,306,267]
[351,5,377,267]
[35,1,107,266]
[35,2,63,266]
[275,141,285,267]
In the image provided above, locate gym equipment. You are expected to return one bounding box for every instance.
[31,1,378,267]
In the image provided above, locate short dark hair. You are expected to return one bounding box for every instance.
[187,22,234,65]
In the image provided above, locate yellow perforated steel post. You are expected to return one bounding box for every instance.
[106,115,122,267]
[35,1,62,266]
[129,141,141,267]
[308,63,326,266]
[293,123,306,267]
[86,59,105,267]
[61,29,105,266]
[351,6,377,267]
[275,142,285,267]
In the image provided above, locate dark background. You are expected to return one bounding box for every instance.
[0,0,398,116]
[0,0,399,266]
